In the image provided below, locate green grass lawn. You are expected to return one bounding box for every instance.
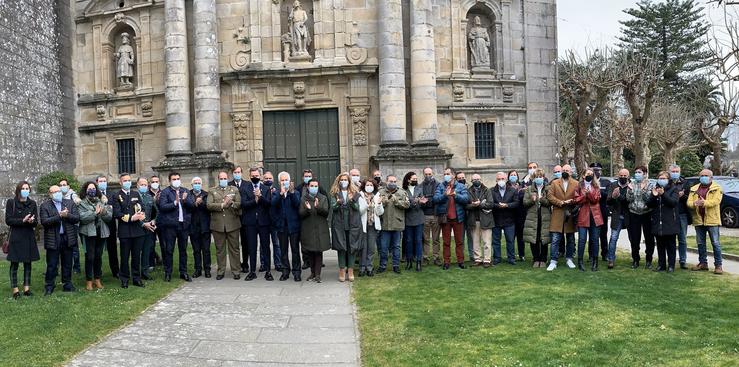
[687,236,739,256]
[354,250,739,367]
[0,249,184,367]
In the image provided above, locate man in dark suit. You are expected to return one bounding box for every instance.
[491,172,520,265]
[590,162,611,261]
[112,173,147,288]
[157,172,195,282]
[258,171,279,280]
[40,185,80,295]
[97,175,119,278]
[229,166,250,273]
[189,176,211,278]
[240,167,264,281]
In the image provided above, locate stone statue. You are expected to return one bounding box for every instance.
[468,16,490,68]
[116,32,135,86]
[288,0,311,56]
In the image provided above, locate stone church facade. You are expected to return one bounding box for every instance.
[72,0,558,186]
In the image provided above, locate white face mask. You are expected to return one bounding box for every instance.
[171,179,181,188]
[365,186,374,194]
[497,180,506,188]
[150,182,159,190]
[528,168,535,176]
[351,176,361,185]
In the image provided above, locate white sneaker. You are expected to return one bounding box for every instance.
[547,261,557,271]
[566,258,576,269]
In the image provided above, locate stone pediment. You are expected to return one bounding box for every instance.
[82,0,155,18]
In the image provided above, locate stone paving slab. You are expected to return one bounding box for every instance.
[67,251,361,367]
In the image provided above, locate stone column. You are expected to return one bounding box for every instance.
[410,0,438,146]
[193,0,221,157]
[377,0,407,147]
[164,0,191,156]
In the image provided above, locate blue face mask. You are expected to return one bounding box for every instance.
[97,182,107,191]
[138,186,148,194]
[308,186,319,196]
[52,192,63,202]
[303,176,312,184]
[122,181,132,190]
[283,181,290,189]
[233,173,242,181]
[60,186,69,194]
[219,179,228,188]
[20,189,30,199]
[533,177,544,186]
[634,173,644,182]
[444,175,452,183]
[670,172,680,181]
[657,179,669,187]
[192,183,202,192]
[509,176,518,184]
[552,172,562,179]
[700,176,711,185]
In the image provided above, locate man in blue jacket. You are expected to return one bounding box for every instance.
[157,172,195,282]
[433,168,470,270]
[259,171,282,280]
[240,167,264,281]
[273,171,302,281]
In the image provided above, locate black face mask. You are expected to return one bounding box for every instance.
[374,177,382,184]
[251,177,260,184]
[424,176,432,183]
[585,175,593,182]
[410,180,418,186]
[618,177,628,185]
[472,181,481,188]
[562,172,570,180]
[457,179,466,185]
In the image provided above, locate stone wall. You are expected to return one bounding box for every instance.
[0,0,75,228]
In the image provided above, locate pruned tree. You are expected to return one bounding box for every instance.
[558,49,619,175]
[650,100,701,170]
[591,97,634,171]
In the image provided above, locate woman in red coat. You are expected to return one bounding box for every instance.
[574,169,604,272]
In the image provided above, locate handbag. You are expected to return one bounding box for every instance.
[2,200,14,254]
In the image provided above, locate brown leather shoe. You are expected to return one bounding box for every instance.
[714,266,723,275]
[85,281,93,291]
[94,279,104,289]
[338,268,346,282]
[347,268,355,282]
[691,263,709,271]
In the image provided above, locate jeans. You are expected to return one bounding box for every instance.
[492,225,516,263]
[677,214,689,264]
[403,224,424,262]
[379,230,401,268]
[268,230,283,270]
[695,225,722,266]
[550,232,575,262]
[577,222,600,260]
[82,235,105,281]
[607,215,626,262]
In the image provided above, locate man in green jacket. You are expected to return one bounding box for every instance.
[376,174,409,274]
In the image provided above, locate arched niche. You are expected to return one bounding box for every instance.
[279,0,315,62]
[466,4,496,73]
[109,25,137,92]
[101,15,142,93]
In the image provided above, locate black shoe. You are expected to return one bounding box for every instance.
[43,289,53,296]
[377,267,386,274]
[577,259,585,272]
[307,274,316,282]
[23,290,32,297]
[180,274,192,282]
[233,274,241,280]
[680,262,688,270]
[302,262,310,270]
[275,266,283,272]
[142,274,153,281]
[132,280,145,287]
[518,256,525,262]
[265,272,274,281]
[192,271,202,279]
[443,263,450,270]
[258,265,268,273]
[392,266,401,274]
[216,274,224,280]
[667,267,675,273]
[294,274,301,282]
[367,269,375,277]
[62,286,76,292]
[12,291,21,299]
[508,260,516,266]
[645,261,653,270]
[458,262,466,269]
[322,263,325,267]
[245,272,257,281]
[591,259,598,272]
[358,269,366,277]
[121,281,129,289]
[631,261,640,269]
[204,271,212,278]
[601,255,607,262]
[416,261,422,272]
[279,273,290,281]
[315,276,322,283]
[653,266,665,272]
[241,267,248,274]
[405,261,413,270]
[164,274,172,282]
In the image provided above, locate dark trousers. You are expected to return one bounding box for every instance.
[45,236,74,291]
[107,221,119,277]
[530,241,548,262]
[141,231,155,276]
[598,217,609,259]
[119,235,144,282]
[244,225,260,273]
[309,251,323,278]
[279,231,301,276]
[9,262,31,288]
[191,231,212,273]
[627,212,655,263]
[262,230,283,270]
[239,226,250,271]
[403,224,424,261]
[72,244,81,273]
[254,225,272,270]
[151,229,165,267]
[162,223,189,276]
[82,234,105,281]
[515,215,526,258]
[656,235,677,270]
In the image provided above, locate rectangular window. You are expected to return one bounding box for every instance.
[474,121,495,159]
[117,138,136,174]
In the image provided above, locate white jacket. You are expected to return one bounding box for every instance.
[358,193,383,233]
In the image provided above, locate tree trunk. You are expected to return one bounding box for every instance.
[663,145,676,172]
[711,142,723,174]
[633,124,649,168]
[611,144,625,174]
[574,126,589,177]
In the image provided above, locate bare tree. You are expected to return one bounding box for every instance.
[650,101,701,170]
[558,49,619,175]
[592,98,633,172]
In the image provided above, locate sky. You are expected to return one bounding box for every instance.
[556,0,732,57]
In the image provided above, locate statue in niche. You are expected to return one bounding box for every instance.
[116,32,135,87]
[468,16,491,68]
[288,0,311,57]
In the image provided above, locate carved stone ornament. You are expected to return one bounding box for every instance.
[293,81,306,108]
[141,101,153,117]
[349,106,369,146]
[116,32,135,89]
[96,105,106,121]
[114,12,125,23]
[502,86,514,103]
[468,15,491,69]
[345,21,367,65]
[453,84,465,102]
[231,112,252,151]
[230,26,252,71]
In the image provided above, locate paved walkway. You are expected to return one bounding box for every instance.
[68,251,360,367]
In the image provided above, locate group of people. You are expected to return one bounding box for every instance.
[4,162,725,298]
